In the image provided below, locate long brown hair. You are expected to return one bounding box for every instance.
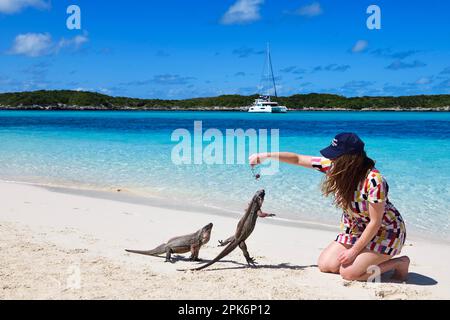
[321,151,375,210]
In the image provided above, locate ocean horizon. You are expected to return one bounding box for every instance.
[1,110,449,242]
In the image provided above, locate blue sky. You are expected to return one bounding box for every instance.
[1,0,449,99]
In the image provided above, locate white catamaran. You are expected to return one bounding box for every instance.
[248,44,287,113]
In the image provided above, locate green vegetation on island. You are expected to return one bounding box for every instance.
[0,90,450,110]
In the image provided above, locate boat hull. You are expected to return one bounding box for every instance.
[248,108,272,113]
[271,106,288,113]
[248,106,287,113]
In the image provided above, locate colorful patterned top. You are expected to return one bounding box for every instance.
[311,157,406,256]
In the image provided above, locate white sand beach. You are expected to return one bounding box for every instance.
[1,180,449,300]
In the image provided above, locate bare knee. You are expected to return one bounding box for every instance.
[339,266,361,281]
[318,259,340,274]
[317,242,345,274]
[319,265,339,274]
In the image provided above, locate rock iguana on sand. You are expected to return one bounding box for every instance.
[190,189,274,271]
[125,223,213,263]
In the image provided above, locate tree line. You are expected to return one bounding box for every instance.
[0,90,449,110]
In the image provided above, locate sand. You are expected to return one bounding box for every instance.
[1,181,449,300]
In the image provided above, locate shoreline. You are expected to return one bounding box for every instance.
[0,178,343,233]
[1,106,450,112]
[1,180,449,299]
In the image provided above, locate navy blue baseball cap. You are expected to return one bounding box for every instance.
[320,133,365,159]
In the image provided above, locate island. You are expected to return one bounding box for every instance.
[0,90,449,111]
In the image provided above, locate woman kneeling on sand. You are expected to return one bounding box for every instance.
[249,132,410,281]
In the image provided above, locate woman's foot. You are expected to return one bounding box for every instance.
[391,256,410,281]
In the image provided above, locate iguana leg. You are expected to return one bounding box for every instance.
[189,245,201,261]
[239,241,257,267]
[257,210,276,218]
[165,247,173,263]
[218,236,234,247]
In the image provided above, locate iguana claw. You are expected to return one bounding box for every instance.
[190,257,202,262]
[246,257,257,267]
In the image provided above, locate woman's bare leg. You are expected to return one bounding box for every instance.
[340,250,410,281]
[317,241,350,274]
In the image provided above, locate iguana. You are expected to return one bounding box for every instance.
[191,189,274,271]
[125,223,213,263]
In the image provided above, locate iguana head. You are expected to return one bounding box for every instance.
[254,189,265,208]
[199,223,213,244]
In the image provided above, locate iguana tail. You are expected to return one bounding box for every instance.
[125,244,166,256]
[192,240,239,271]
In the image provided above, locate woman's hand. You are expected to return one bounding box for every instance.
[249,153,267,167]
[338,248,358,266]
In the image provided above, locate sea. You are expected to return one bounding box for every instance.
[1,110,449,241]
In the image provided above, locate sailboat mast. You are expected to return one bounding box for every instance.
[267,43,278,98]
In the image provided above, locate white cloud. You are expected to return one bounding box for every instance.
[0,0,49,14]
[8,32,89,57]
[415,77,432,85]
[221,0,264,25]
[294,2,323,17]
[352,40,368,53]
[9,33,53,57]
[57,34,89,51]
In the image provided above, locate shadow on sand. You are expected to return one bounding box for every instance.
[183,260,317,272]
[379,270,438,286]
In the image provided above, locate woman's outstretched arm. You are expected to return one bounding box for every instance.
[249,152,314,169]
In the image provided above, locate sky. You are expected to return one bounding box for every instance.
[0,0,450,99]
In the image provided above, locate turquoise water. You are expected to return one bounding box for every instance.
[1,110,449,241]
